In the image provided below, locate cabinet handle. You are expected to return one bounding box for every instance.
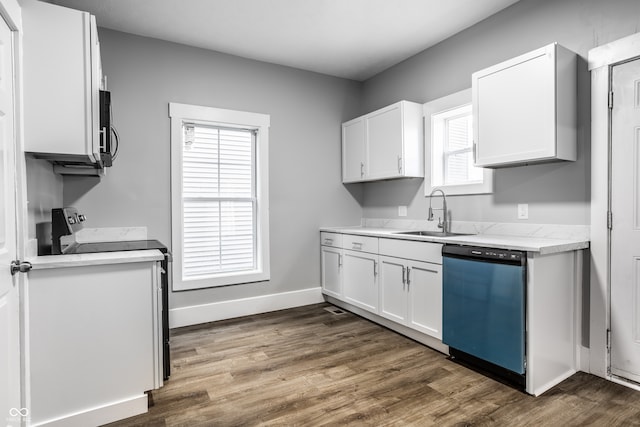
[406,267,411,287]
[402,266,406,285]
[397,155,402,174]
[374,261,378,277]
[99,127,107,151]
[360,162,364,178]
[338,254,343,267]
[352,242,363,250]
[324,238,333,245]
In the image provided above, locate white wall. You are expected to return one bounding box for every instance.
[359,0,640,226]
[62,30,364,310]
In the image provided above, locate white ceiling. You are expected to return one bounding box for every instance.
[44,0,520,81]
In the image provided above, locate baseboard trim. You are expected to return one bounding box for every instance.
[31,394,148,427]
[169,287,324,328]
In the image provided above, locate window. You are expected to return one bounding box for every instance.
[424,89,493,196]
[170,103,270,290]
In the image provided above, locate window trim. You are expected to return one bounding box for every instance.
[169,102,270,290]
[424,89,493,196]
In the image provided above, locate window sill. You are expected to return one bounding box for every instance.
[173,269,270,291]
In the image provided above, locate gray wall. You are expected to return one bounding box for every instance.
[25,157,63,243]
[359,0,640,226]
[62,30,364,309]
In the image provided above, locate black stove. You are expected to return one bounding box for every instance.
[46,207,171,381]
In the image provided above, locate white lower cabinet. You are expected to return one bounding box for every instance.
[25,258,163,426]
[379,255,442,340]
[406,260,442,339]
[343,249,379,313]
[320,231,443,343]
[321,245,343,298]
[379,256,408,323]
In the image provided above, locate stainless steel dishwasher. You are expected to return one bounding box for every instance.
[442,245,527,388]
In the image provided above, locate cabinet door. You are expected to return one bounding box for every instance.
[321,246,343,298]
[343,250,378,313]
[342,118,366,182]
[366,104,403,180]
[407,260,442,339]
[379,256,408,324]
[23,1,99,161]
[472,43,578,168]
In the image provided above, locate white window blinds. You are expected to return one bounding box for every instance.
[182,124,256,279]
[442,111,482,185]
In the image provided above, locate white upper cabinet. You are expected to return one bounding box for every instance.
[342,117,366,182]
[472,43,577,168]
[342,101,423,183]
[23,0,102,164]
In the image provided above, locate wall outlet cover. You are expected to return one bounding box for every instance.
[398,205,408,217]
[517,203,529,220]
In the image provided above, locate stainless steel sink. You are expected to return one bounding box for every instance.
[393,230,472,238]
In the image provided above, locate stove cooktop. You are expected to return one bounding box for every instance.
[52,239,167,255]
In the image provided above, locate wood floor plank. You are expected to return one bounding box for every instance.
[105,303,640,426]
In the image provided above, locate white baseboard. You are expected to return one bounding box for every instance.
[169,287,324,328]
[32,394,148,427]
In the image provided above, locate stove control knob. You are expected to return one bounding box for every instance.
[78,214,86,222]
[67,216,76,224]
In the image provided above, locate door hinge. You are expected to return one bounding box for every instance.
[608,91,614,109]
[10,260,32,276]
[607,211,613,230]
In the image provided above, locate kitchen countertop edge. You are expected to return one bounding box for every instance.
[320,227,590,255]
[27,249,165,270]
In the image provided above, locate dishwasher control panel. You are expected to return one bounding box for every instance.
[443,245,525,265]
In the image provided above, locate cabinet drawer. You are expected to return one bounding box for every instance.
[343,234,378,253]
[379,238,442,264]
[320,232,343,248]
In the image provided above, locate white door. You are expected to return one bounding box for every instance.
[611,57,640,382]
[407,260,442,339]
[379,256,407,323]
[0,12,21,425]
[320,246,342,298]
[366,104,402,179]
[342,118,366,182]
[342,250,378,313]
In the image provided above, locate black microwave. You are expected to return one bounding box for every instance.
[99,89,117,167]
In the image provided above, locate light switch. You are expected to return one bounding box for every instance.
[398,205,408,217]
[517,204,529,220]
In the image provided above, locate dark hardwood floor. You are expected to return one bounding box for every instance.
[106,303,640,426]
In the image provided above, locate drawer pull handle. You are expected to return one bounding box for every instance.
[324,238,333,245]
[352,242,363,250]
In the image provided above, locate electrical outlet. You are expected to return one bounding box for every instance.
[517,204,529,220]
[398,205,408,217]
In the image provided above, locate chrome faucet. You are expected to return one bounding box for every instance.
[428,188,448,232]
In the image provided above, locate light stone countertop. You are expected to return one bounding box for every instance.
[27,250,164,270]
[320,226,589,255]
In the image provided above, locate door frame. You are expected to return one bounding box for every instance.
[589,32,640,390]
[0,0,27,415]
